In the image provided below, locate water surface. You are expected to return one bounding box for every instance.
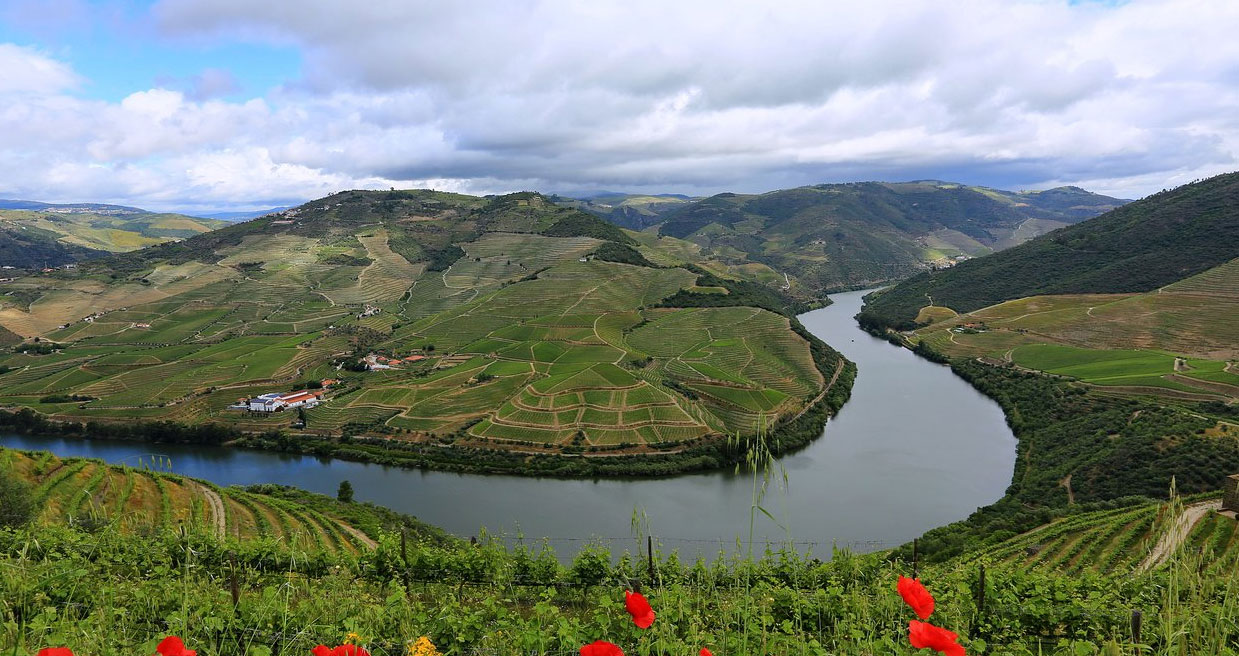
[3,289,1015,556]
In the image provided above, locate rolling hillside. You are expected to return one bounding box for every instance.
[860,172,1239,330]
[0,189,852,475]
[641,181,1124,295]
[0,201,227,268]
[905,255,1239,402]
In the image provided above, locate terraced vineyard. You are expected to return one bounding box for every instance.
[908,256,1239,402]
[4,448,378,554]
[965,497,1239,577]
[0,190,847,473]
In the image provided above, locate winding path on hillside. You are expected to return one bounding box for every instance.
[1138,499,1222,572]
[187,480,227,539]
[334,520,378,549]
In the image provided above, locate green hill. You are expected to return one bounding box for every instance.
[641,181,1124,295]
[859,172,1239,330]
[0,189,853,476]
[0,204,228,268]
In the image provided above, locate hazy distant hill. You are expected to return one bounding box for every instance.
[555,193,697,230]
[644,181,1126,294]
[859,172,1239,330]
[0,200,228,268]
[191,206,297,221]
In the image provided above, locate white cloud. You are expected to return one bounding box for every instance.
[0,43,81,94]
[1,0,1238,210]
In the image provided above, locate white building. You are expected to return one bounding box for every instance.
[247,390,322,412]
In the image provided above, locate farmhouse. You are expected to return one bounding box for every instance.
[246,390,323,412]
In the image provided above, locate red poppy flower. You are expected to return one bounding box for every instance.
[897,576,935,619]
[700,649,714,656]
[37,649,74,656]
[624,589,655,629]
[909,620,965,656]
[580,640,624,656]
[312,647,370,656]
[156,636,197,656]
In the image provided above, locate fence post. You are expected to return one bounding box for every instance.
[973,565,986,639]
[648,535,655,584]
[1131,609,1142,653]
[229,553,241,608]
[401,529,411,592]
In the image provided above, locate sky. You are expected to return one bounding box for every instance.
[0,0,1237,213]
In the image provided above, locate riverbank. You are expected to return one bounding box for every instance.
[4,290,1017,556]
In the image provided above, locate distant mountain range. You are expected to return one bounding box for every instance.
[0,179,1127,291]
[189,206,297,221]
[563,182,1128,294]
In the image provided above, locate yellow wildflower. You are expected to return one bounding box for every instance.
[408,636,441,656]
[345,632,363,645]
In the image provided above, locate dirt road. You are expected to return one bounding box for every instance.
[1138,500,1221,572]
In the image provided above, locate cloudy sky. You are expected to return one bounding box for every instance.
[1,0,1237,213]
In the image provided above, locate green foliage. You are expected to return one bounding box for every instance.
[337,479,354,503]
[590,242,655,267]
[541,212,636,245]
[3,511,1236,655]
[319,253,374,266]
[0,471,37,528]
[656,265,807,317]
[423,244,464,272]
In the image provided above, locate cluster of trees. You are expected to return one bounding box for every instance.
[319,253,374,266]
[656,265,809,317]
[540,212,636,245]
[590,242,655,267]
[0,407,243,445]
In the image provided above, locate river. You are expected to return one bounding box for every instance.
[1,289,1016,557]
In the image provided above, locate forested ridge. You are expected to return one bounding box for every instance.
[860,172,1239,329]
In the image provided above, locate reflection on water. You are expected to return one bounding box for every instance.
[2,289,1016,557]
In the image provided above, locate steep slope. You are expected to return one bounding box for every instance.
[0,223,106,268]
[0,203,227,267]
[648,181,1124,294]
[860,172,1239,330]
[0,189,852,476]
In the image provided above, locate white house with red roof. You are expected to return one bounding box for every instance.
[246,390,323,412]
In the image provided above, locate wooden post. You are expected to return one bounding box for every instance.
[912,538,919,579]
[1131,609,1142,652]
[229,554,241,608]
[973,565,986,639]
[401,529,412,592]
[647,535,655,584]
